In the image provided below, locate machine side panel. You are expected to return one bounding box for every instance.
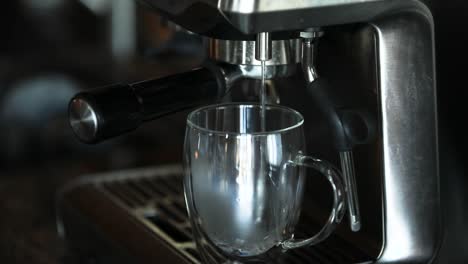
[372,8,441,263]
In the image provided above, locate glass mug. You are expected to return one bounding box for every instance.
[183,103,346,263]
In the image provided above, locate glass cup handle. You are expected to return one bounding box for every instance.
[281,154,347,250]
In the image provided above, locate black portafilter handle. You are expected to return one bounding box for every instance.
[68,65,227,144]
[306,78,377,151]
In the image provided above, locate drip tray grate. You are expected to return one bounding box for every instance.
[70,165,371,264]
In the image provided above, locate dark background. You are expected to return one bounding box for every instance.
[0,0,465,263]
[0,1,200,263]
[431,1,467,262]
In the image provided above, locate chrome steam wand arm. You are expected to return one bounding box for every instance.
[301,29,377,232]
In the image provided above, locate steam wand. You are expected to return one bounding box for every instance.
[301,28,376,232]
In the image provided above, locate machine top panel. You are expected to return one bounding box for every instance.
[139,0,427,39]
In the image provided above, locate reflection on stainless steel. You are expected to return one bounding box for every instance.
[218,0,389,13]
[69,98,98,142]
[219,0,427,34]
[237,65,297,80]
[208,39,301,66]
[305,3,438,262]
[208,38,300,82]
[369,8,440,262]
[140,0,426,38]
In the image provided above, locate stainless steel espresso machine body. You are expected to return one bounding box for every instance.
[62,0,443,263]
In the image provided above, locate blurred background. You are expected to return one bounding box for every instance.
[0,1,205,263]
[0,0,465,263]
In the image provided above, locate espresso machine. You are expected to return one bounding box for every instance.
[59,0,445,263]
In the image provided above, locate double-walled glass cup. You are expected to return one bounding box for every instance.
[184,103,346,263]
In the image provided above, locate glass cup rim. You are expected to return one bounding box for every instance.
[186,102,305,136]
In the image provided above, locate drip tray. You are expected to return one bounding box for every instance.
[57,165,371,264]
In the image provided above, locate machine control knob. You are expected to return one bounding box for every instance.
[68,64,229,144]
[68,84,143,144]
[69,98,99,143]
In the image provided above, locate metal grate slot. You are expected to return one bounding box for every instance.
[185,248,201,262]
[145,215,191,243]
[165,176,185,192]
[102,182,137,208]
[314,244,344,263]
[116,181,147,206]
[329,234,369,260]
[319,239,355,263]
[297,247,330,263]
[282,253,310,264]
[204,243,225,264]
[155,178,182,196]
[127,180,153,200]
[289,249,315,264]
[157,202,186,224]
[139,178,166,198]
[171,199,189,218]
